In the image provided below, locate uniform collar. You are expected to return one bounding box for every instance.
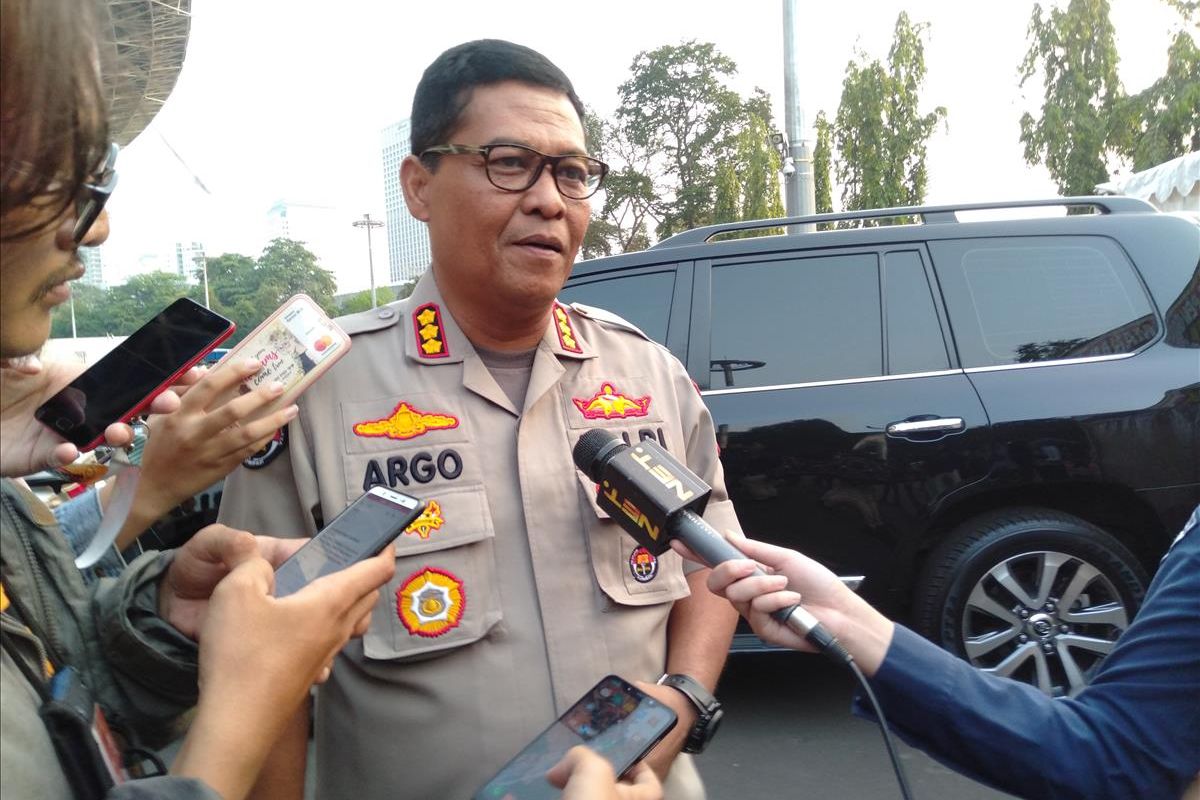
[405,269,596,365]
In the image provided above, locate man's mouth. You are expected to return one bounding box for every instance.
[515,236,563,254]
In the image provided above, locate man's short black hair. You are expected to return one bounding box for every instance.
[411,39,585,163]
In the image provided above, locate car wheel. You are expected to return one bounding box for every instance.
[914,507,1148,698]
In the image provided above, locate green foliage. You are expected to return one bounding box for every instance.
[50,282,109,337]
[833,12,946,217]
[337,286,396,316]
[1019,0,1123,196]
[812,111,834,215]
[1111,29,1200,171]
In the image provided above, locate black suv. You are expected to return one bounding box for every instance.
[560,197,1199,697]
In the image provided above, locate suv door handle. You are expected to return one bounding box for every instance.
[886,417,965,436]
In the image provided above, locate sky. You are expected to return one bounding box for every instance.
[99,0,1187,292]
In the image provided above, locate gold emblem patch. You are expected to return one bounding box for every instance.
[404,500,445,539]
[397,567,465,637]
[353,401,460,440]
[573,382,652,420]
[413,302,450,358]
[554,303,582,353]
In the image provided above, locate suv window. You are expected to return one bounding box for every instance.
[709,253,881,389]
[930,236,1157,367]
[559,270,675,344]
[884,250,950,374]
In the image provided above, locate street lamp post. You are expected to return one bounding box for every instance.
[352,213,385,308]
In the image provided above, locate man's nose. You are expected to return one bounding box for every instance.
[521,163,567,218]
[67,207,111,248]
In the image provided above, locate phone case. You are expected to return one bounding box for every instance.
[212,294,351,424]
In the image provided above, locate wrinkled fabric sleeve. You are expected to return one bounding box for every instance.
[88,550,199,748]
[853,520,1200,800]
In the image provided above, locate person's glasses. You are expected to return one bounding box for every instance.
[420,143,608,200]
[73,142,119,243]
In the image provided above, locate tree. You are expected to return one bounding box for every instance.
[1111,28,1200,171]
[1019,0,1123,196]
[616,41,746,238]
[832,13,946,216]
[50,282,110,337]
[254,238,337,313]
[812,111,834,215]
[105,271,199,333]
[338,286,396,316]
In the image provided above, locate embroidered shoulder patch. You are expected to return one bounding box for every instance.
[397,567,465,637]
[553,303,582,353]
[243,426,288,469]
[404,500,444,540]
[413,303,450,358]
[353,401,459,440]
[573,382,651,420]
[629,546,659,583]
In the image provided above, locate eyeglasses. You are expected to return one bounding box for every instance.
[73,142,119,243]
[420,143,608,200]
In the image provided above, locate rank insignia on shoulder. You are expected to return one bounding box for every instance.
[629,546,659,583]
[573,382,651,420]
[404,499,444,540]
[413,302,450,359]
[397,567,465,637]
[553,303,582,353]
[353,401,460,440]
[243,426,288,469]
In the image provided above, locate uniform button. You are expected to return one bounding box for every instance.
[378,308,395,319]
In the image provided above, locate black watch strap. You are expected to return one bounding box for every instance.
[657,673,723,754]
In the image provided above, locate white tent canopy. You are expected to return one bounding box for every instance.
[1096,152,1200,212]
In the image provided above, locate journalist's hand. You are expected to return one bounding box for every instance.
[546,746,663,800]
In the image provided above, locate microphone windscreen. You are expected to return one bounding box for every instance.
[572,429,625,482]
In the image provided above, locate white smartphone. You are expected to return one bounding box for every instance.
[273,486,424,597]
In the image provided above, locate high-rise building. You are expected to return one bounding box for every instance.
[264,200,361,293]
[381,119,431,284]
[174,241,205,282]
[79,246,105,288]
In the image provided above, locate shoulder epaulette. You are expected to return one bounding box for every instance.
[336,303,404,337]
[568,302,652,343]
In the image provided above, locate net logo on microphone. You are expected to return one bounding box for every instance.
[629,446,696,503]
[601,480,663,542]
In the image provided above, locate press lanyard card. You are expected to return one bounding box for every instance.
[38,666,126,799]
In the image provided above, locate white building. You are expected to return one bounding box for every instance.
[79,246,105,288]
[174,240,205,281]
[381,119,431,283]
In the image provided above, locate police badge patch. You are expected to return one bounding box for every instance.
[629,546,659,583]
[396,566,466,637]
[243,426,288,469]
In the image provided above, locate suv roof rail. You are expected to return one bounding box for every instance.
[650,195,1158,249]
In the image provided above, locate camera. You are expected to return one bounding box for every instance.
[782,158,796,177]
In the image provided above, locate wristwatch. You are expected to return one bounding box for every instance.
[656,673,724,753]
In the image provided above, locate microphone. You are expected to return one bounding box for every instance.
[572,429,852,664]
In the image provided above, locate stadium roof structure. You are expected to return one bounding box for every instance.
[102,0,193,146]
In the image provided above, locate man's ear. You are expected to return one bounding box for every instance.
[400,154,432,222]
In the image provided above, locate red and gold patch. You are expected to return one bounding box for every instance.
[353,401,459,440]
[553,303,582,354]
[404,500,444,540]
[396,567,465,637]
[629,546,659,583]
[413,302,450,359]
[572,382,652,420]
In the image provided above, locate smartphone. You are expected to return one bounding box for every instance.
[273,486,425,598]
[210,293,351,425]
[36,298,234,450]
[473,674,678,800]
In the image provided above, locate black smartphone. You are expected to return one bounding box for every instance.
[473,674,678,800]
[35,297,234,450]
[273,486,425,598]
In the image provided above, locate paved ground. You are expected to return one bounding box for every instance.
[695,651,1017,799]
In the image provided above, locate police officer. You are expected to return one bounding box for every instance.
[218,39,740,799]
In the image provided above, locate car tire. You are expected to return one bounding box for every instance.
[914,507,1148,697]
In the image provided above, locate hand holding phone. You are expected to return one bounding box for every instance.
[35,298,234,451]
[273,486,424,598]
[473,675,678,800]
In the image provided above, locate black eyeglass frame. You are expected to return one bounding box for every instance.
[420,142,609,200]
[73,142,119,243]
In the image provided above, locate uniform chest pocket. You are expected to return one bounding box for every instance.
[575,472,691,606]
[361,483,503,662]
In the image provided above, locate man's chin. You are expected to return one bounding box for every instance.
[0,313,52,360]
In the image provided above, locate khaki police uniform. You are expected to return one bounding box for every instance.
[218,270,741,799]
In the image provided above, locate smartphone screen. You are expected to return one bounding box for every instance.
[473,675,678,800]
[35,298,234,449]
[274,486,424,598]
